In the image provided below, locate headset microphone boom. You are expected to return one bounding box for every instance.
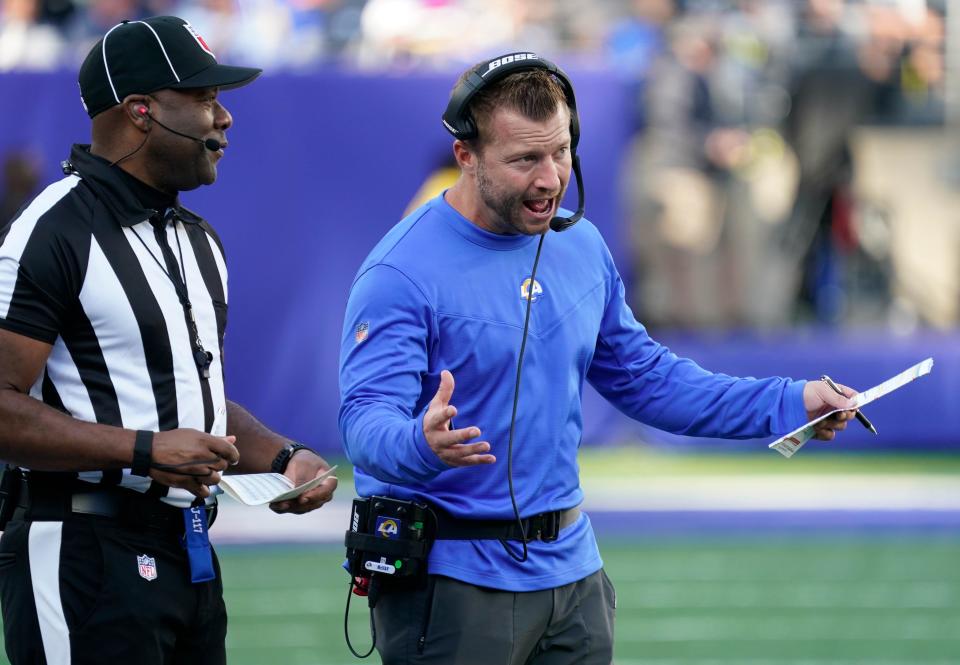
[137,105,223,152]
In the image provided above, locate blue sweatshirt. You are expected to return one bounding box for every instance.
[339,194,807,591]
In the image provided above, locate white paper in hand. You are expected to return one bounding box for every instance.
[218,466,337,506]
[769,358,933,458]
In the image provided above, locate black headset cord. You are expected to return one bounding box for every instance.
[500,232,546,563]
[344,576,377,658]
[109,132,150,167]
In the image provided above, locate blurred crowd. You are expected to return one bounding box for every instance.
[1,0,954,329]
[0,0,945,74]
[623,0,949,330]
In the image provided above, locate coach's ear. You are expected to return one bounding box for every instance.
[452,139,478,175]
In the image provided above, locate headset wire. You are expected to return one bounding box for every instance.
[344,577,377,658]
[500,232,546,562]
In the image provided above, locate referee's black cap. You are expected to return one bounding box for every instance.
[79,16,262,118]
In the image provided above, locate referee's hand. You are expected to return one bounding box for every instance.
[150,429,240,498]
[423,370,495,467]
[270,450,338,515]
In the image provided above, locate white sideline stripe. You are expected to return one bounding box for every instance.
[581,474,960,511]
[210,473,960,545]
[28,522,70,664]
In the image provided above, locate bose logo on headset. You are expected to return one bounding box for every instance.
[483,53,538,77]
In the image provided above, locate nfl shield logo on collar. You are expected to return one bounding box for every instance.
[137,554,158,581]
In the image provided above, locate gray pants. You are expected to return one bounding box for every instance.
[372,569,616,665]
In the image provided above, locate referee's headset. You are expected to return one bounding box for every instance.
[441,52,585,232]
[136,104,224,152]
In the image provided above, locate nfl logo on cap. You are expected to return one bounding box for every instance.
[138,554,158,581]
[182,22,216,58]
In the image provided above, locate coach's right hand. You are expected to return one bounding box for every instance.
[423,370,495,467]
[150,429,240,498]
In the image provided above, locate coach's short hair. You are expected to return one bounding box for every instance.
[454,66,570,148]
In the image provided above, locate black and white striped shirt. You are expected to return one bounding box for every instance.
[0,144,228,507]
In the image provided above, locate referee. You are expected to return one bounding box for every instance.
[0,16,336,665]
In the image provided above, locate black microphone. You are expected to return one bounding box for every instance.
[144,110,223,152]
[549,154,585,232]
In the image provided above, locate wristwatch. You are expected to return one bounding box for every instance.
[270,442,310,474]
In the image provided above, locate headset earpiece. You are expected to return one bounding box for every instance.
[137,106,148,115]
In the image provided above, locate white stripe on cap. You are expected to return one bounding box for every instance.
[133,20,181,83]
[100,22,126,104]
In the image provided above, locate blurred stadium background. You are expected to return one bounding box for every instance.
[2,0,959,663]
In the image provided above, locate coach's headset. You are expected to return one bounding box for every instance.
[441,52,585,233]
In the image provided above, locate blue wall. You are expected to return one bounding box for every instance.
[1,70,954,453]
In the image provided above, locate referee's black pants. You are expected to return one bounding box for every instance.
[0,513,226,665]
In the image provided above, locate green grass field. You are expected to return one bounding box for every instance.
[4,535,957,664]
[219,536,960,665]
[2,450,958,664]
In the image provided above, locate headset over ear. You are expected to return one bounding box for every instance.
[442,52,580,151]
[441,52,585,232]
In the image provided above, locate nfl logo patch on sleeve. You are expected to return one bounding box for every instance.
[355,322,369,343]
[137,554,158,581]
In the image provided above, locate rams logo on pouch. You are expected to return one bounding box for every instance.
[520,277,544,303]
[375,516,400,539]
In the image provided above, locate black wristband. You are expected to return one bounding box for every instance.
[131,430,154,477]
[270,442,309,474]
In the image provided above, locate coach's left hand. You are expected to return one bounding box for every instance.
[270,449,338,514]
[803,380,858,441]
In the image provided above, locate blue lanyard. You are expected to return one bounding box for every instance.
[182,502,215,583]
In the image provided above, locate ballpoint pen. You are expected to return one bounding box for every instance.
[821,374,877,435]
